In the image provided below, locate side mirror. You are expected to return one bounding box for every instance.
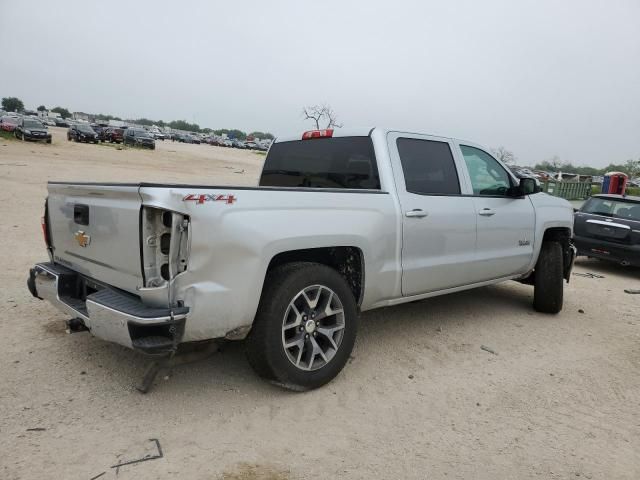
[509,177,540,197]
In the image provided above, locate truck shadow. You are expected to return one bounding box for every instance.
[69,281,538,396]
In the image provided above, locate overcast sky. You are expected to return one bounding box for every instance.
[1,0,639,167]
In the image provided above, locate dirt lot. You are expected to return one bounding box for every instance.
[1,127,639,479]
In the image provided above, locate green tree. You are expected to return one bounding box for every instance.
[2,97,24,112]
[249,131,274,140]
[37,105,47,112]
[168,120,200,132]
[226,129,247,140]
[51,106,72,119]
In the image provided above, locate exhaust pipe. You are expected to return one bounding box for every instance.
[620,260,631,266]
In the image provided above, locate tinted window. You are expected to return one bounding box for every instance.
[582,197,640,221]
[396,138,460,195]
[460,145,512,196]
[260,136,380,189]
[24,119,43,129]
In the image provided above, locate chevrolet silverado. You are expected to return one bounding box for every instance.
[28,127,576,390]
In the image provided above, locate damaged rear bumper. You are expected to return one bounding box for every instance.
[28,262,188,355]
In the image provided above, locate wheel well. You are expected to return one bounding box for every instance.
[266,247,364,306]
[542,227,571,243]
[542,227,574,282]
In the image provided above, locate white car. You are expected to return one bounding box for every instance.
[28,127,575,391]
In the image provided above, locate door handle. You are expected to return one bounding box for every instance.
[405,209,428,218]
[478,208,496,217]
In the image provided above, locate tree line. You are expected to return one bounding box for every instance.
[492,146,639,178]
[2,96,274,140]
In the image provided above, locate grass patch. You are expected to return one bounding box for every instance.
[0,130,17,141]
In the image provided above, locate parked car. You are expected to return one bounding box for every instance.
[573,194,640,267]
[54,118,70,128]
[104,127,124,144]
[42,117,57,127]
[231,139,246,149]
[177,134,199,144]
[28,127,575,392]
[123,128,155,149]
[153,132,167,141]
[14,118,52,143]
[67,123,99,143]
[90,124,108,142]
[0,115,19,132]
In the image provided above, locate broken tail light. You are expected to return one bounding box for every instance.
[42,199,52,249]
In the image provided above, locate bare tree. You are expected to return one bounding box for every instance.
[491,146,516,164]
[302,104,343,129]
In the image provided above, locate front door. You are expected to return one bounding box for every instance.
[455,144,535,279]
[388,132,478,296]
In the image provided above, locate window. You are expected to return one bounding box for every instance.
[396,138,460,195]
[460,145,513,196]
[582,197,640,221]
[260,136,380,189]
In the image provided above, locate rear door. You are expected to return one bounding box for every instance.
[387,132,478,296]
[454,143,535,279]
[47,183,143,293]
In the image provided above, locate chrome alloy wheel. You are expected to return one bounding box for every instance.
[281,285,346,371]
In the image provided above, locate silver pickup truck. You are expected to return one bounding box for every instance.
[28,127,576,390]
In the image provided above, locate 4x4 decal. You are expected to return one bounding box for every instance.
[182,193,237,205]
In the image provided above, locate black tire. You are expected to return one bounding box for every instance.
[533,241,564,313]
[245,262,359,391]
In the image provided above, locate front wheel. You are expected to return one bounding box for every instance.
[245,262,358,391]
[533,241,564,313]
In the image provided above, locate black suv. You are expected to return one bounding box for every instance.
[123,128,155,149]
[15,118,52,143]
[574,194,640,267]
[68,123,99,143]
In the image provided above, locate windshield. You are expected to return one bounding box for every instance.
[2,117,18,125]
[134,129,151,137]
[24,120,44,129]
[582,197,640,221]
[77,124,94,133]
[260,136,380,189]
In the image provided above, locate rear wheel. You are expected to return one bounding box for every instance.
[245,262,358,391]
[533,241,564,313]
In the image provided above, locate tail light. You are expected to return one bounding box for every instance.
[302,129,333,140]
[41,216,49,245]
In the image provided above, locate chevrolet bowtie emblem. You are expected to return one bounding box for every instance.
[74,230,91,247]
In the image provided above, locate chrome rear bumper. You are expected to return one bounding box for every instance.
[28,262,188,354]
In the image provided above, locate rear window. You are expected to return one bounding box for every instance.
[582,197,640,221]
[260,136,380,189]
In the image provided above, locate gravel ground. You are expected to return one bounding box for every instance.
[1,128,639,479]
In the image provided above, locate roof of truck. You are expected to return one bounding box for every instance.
[274,127,462,143]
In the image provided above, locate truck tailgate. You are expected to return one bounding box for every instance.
[47,183,143,294]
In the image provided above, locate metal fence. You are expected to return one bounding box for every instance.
[541,181,592,200]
